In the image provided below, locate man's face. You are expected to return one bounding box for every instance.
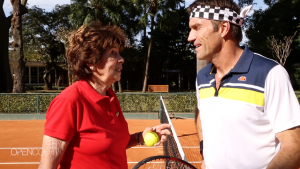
[188,18,223,61]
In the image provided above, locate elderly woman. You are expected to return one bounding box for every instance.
[38,22,171,169]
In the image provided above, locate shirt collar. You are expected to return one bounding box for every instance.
[202,46,253,76]
[230,46,253,73]
[78,80,115,103]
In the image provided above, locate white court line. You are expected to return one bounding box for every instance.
[0,147,41,149]
[0,162,40,164]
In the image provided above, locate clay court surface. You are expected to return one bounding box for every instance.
[0,119,201,169]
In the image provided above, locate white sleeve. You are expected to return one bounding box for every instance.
[264,65,300,133]
[196,79,201,110]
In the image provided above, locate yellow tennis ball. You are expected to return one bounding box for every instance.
[144,131,159,147]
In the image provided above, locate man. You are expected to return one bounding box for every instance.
[188,0,300,169]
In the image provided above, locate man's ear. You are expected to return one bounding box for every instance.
[219,21,230,38]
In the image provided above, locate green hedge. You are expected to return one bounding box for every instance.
[0,93,299,114]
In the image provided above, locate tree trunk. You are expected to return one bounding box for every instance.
[118,80,122,93]
[197,60,210,73]
[43,66,52,90]
[0,3,13,92]
[55,68,58,86]
[57,68,62,87]
[112,83,116,92]
[0,0,27,92]
[11,0,25,93]
[68,62,72,86]
[142,16,154,93]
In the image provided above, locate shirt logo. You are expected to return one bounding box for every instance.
[238,76,246,81]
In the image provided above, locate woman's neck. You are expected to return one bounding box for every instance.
[87,79,111,96]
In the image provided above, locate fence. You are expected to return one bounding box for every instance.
[1,92,299,114]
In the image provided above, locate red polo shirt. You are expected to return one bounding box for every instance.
[44,80,130,169]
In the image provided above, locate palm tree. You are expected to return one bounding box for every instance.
[69,0,123,28]
[69,0,141,93]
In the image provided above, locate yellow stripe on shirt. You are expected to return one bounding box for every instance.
[218,87,264,106]
[199,87,215,99]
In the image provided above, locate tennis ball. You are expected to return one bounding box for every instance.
[144,131,159,147]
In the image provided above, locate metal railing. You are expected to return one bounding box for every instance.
[1,92,299,114]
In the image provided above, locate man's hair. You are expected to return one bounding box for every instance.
[66,21,126,81]
[187,0,243,42]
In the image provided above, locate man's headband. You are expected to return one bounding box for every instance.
[189,5,252,26]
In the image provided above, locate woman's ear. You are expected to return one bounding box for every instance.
[87,64,95,71]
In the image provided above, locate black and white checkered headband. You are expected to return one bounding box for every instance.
[189,5,252,26]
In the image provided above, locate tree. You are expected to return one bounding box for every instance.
[0,0,28,92]
[246,0,300,57]
[267,31,297,66]
[56,27,73,86]
[22,5,72,90]
[141,0,184,93]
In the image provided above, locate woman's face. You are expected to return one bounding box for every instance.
[93,43,124,86]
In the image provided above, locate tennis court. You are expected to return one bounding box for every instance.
[0,118,201,169]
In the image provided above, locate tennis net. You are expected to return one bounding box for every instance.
[160,96,187,161]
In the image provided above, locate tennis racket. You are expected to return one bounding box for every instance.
[132,155,197,169]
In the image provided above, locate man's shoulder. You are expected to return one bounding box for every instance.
[252,52,279,68]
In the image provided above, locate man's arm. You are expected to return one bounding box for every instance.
[195,108,206,169]
[267,126,300,169]
[195,107,203,141]
[38,135,69,169]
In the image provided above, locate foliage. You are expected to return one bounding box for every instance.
[164,94,197,112]
[0,94,56,113]
[21,5,73,89]
[245,0,300,59]
[294,67,300,87]
[118,94,160,112]
[0,93,198,113]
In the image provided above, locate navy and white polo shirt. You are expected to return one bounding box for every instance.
[196,47,300,169]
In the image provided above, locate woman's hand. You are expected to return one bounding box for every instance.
[201,160,206,169]
[142,124,171,146]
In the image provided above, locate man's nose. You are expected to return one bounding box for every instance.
[188,30,196,42]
